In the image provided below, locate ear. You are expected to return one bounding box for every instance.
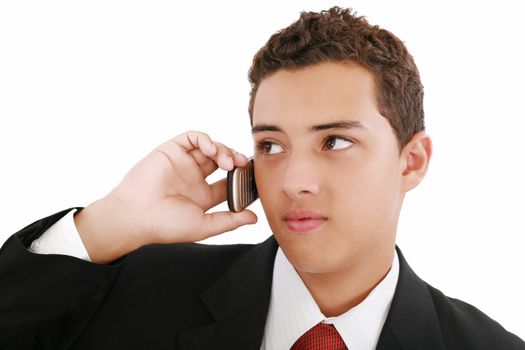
[400,131,433,193]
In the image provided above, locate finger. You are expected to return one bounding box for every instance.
[160,132,245,178]
[172,132,235,172]
[187,147,242,179]
[213,143,251,171]
[188,148,209,165]
[213,141,235,171]
[154,142,202,181]
[188,148,218,178]
[173,130,217,157]
[230,148,250,167]
[200,210,258,238]
[156,132,218,181]
[205,178,227,210]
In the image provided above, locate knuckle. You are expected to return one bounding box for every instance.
[216,142,233,156]
[186,129,201,136]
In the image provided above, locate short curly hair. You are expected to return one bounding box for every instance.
[248,6,424,152]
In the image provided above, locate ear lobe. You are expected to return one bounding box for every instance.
[400,132,433,192]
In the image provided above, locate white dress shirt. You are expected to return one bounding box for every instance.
[261,248,399,350]
[29,208,91,261]
[30,209,400,350]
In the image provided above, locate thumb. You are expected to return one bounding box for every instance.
[201,209,258,238]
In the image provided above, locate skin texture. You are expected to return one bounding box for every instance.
[74,132,257,264]
[72,61,431,318]
[251,61,432,317]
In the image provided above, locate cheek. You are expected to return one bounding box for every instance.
[331,156,401,228]
[254,164,272,199]
[254,164,281,215]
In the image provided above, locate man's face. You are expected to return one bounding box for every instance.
[252,62,406,274]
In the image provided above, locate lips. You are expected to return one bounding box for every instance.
[283,209,327,233]
[283,209,326,220]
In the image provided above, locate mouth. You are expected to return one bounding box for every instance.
[284,218,326,232]
[283,209,327,233]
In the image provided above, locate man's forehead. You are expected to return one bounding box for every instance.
[252,64,379,123]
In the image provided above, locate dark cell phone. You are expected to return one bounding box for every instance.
[227,156,258,212]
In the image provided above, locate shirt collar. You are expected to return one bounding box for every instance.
[261,247,399,350]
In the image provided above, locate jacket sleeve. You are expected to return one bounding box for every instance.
[0,208,121,349]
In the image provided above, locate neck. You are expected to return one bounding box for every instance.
[297,244,396,317]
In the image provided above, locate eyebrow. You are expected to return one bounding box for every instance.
[251,120,368,134]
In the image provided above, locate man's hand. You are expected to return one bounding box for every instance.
[74,131,258,263]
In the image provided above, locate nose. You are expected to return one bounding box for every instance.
[281,155,320,200]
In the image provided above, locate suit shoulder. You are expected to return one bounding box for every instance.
[425,283,525,349]
[117,240,255,269]
[112,241,255,286]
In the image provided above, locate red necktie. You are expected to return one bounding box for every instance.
[291,322,348,350]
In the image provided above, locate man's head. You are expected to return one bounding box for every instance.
[249,7,432,276]
[248,6,424,153]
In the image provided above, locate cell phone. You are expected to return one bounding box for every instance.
[227,156,258,212]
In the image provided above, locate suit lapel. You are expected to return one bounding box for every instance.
[177,241,448,350]
[177,236,279,350]
[376,246,446,350]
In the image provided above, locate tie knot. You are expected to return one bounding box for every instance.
[291,322,347,350]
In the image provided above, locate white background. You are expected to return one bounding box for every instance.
[1,0,524,340]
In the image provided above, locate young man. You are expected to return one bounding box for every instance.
[1,6,523,350]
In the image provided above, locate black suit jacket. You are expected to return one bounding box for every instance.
[1,207,524,349]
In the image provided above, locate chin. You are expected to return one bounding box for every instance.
[278,240,346,274]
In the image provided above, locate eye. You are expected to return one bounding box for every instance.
[256,141,284,155]
[322,136,354,151]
